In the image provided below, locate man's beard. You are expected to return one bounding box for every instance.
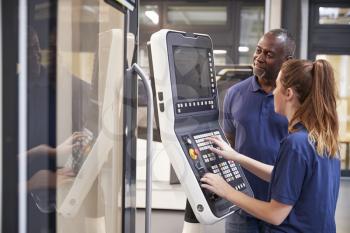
[253,66,265,79]
[253,67,277,85]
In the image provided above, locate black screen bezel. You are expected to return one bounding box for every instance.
[166,31,217,116]
[172,45,212,100]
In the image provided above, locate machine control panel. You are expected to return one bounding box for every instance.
[180,130,250,210]
[149,29,253,224]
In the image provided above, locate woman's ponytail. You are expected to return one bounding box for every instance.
[280,59,339,157]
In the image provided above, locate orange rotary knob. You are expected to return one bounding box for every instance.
[189,148,198,160]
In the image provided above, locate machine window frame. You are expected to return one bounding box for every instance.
[310,2,350,29]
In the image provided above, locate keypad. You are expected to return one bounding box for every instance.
[192,130,246,191]
[72,128,94,175]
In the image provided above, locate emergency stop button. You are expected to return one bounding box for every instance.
[189,148,198,160]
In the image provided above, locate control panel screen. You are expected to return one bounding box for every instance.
[173,46,211,100]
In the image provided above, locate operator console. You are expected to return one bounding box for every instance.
[148,29,253,224]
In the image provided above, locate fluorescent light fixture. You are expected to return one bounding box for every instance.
[238,46,249,52]
[145,10,159,24]
[213,50,227,55]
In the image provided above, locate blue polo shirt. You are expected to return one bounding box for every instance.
[223,76,288,201]
[266,123,340,233]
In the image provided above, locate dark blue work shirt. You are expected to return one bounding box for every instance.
[266,123,340,233]
[223,76,288,201]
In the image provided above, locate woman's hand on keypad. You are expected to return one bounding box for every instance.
[206,137,243,163]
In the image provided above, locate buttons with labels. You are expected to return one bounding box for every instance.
[192,130,247,192]
[176,99,216,114]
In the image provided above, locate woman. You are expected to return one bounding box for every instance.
[201,59,340,233]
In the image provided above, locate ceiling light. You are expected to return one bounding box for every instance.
[213,50,227,55]
[238,46,249,52]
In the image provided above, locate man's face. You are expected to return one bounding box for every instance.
[253,33,287,85]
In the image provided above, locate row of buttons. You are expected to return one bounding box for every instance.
[224,172,233,177]
[194,131,220,163]
[212,168,221,174]
[228,161,241,178]
[194,132,220,156]
[199,145,212,152]
[157,92,165,112]
[208,52,216,94]
[192,131,246,189]
[211,164,220,175]
[177,100,214,108]
[222,168,231,175]
[176,101,215,114]
[234,183,246,190]
[224,173,234,182]
[233,170,241,178]
[210,159,243,185]
[193,131,220,140]
[228,160,238,170]
[197,141,211,148]
[220,161,241,180]
[219,161,229,168]
[214,159,244,188]
[203,152,217,163]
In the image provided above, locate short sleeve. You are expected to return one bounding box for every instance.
[270,142,307,205]
[222,88,236,135]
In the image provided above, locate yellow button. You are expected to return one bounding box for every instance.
[189,148,198,160]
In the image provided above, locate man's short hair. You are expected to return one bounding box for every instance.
[267,28,296,57]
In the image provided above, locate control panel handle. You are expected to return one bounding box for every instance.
[127,63,153,233]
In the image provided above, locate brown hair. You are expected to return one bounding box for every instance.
[280,59,339,157]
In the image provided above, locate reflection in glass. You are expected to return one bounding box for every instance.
[316,55,350,171]
[213,49,228,65]
[167,6,227,25]
[239,6,264,64]
[139,46,149,72]
[26,0,126,233]
[140,5,159,25]
[319,7,350,25]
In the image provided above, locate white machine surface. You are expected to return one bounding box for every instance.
[149,29,253,224]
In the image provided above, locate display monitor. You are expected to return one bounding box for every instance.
[173,46,211,100]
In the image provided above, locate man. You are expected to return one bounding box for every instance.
[181,28,296,233]
[223,29,296,233]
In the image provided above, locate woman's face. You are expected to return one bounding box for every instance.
[273,71,286,116]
